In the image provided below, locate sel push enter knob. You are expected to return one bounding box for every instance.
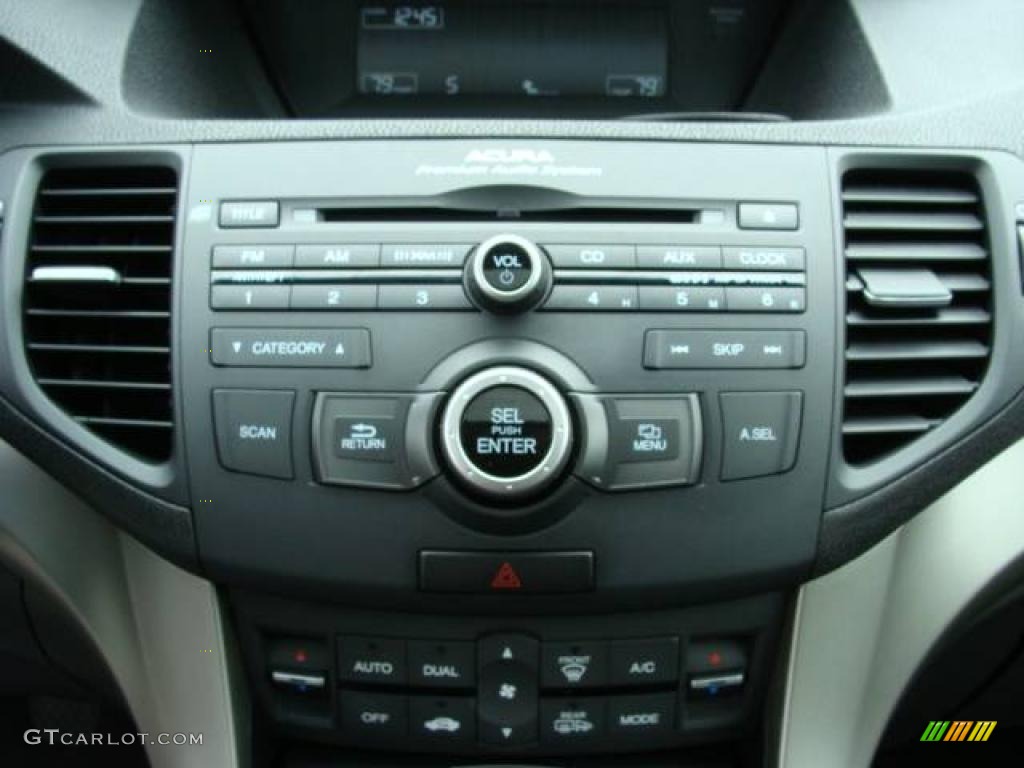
[465,234,552,314]
[440,366,573,502]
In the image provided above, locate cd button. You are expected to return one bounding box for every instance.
[546,244,635,269]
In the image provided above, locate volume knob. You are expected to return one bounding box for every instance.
[465,234,551,314]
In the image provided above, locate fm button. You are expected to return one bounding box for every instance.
[440,367,572,501]
[466,235,551,314]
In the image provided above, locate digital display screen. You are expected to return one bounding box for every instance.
[357,2,668,99]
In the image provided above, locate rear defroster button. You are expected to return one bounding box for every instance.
[441,367,572,501]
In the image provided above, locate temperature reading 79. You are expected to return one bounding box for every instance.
[362,5,446,30]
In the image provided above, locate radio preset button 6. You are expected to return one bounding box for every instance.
[725,286,806,312]
[440,367,572,500]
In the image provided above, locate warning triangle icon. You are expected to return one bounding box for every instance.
[490,561,523,590]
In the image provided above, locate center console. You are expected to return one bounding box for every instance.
[178,140,836,757]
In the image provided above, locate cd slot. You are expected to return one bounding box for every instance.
[315,206,702,224]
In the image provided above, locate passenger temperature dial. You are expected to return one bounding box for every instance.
[440,367,573,501]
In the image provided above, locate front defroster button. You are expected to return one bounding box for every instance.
[720,392,803,480]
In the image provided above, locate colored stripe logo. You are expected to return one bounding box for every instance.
[920,721,996,742]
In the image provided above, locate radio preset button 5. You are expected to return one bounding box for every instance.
[440,367,572,501]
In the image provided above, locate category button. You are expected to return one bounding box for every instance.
[210,328,371,368]
[546,244,635,269]
[212,389,295,479]
[381,244,472,268]
[219,200,279,228]
[636,245,721,269]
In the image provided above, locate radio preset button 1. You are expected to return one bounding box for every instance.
[210,285,290,310]
[636,245,721,270]
[295,244,380,268]
[546,244,635,269]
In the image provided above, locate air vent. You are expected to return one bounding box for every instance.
[23,165,178,462]
[841,169,992,465]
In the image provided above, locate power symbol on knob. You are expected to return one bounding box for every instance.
[466,234,551,314]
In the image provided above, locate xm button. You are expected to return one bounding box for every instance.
[440,367,572,501]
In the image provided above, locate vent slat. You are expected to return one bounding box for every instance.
[843,211,984,232]
[845,242,986,263]
[841,169,991,465]
[846,308,990,327]
[841,185,978,205]
[24,165,177,462]
[844,376,978,398]
[37,378,172,391]
[846,340,988,362]
[842,415,941,436]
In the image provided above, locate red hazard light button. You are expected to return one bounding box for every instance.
[419,551,594,594]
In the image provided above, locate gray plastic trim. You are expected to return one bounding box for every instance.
[776,436,1024,767]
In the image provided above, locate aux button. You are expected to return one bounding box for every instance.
[440,367,573,501]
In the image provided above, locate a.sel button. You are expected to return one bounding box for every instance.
[340,691,407,740]
[720,391,803,481]
[210,328,371,368]
[337,636,406,685]
[212,389,294,479]
[643,330,806,370]
[609,637,680,686]
[609,693,676,739]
